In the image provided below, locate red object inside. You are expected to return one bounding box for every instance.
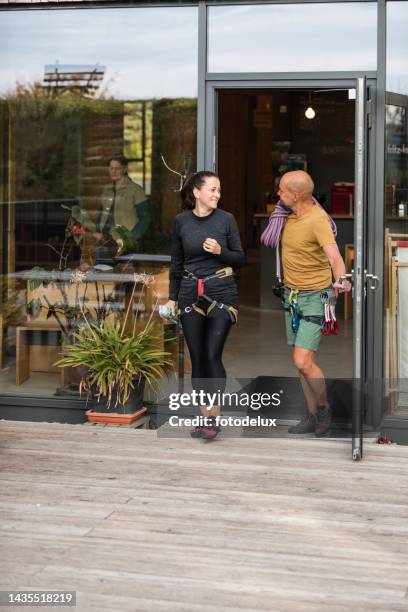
[331,184,354,216]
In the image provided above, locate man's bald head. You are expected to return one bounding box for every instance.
[281,171,314,202]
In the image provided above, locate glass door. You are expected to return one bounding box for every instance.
[353,77,382,460]
[352,77,368,460]
[204,77,376,459]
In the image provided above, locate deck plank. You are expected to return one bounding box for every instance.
[1,420,408,611]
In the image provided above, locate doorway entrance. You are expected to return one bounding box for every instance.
[216,87,355,374]
[217,88,355,304]
[204,79,378,458]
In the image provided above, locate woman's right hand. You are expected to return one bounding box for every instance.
[161,300,177,317]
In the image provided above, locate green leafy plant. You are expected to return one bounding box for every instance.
[55,280,173,407]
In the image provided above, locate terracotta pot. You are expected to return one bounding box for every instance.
[86,406,147,425]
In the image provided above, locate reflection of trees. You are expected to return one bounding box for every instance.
[3,85,125,268]
[12,85,82,202]
[150,98,197,239]
[2,83,198,266]
[5,83,125,204]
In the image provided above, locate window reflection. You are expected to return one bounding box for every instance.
[0,7,197,399]
[208,3,377,73]
[387,2,408,96]
[385,103,408,217]
[384,2,408,415]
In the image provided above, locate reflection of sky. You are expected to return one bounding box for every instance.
[208,3,377,72]
[0,7,198,99]
[387,3,408,96]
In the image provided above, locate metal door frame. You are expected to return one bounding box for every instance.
[202,76,379,460]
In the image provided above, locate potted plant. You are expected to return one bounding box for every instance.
[55,279,173,424]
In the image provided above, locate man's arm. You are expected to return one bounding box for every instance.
[322,243,352,294]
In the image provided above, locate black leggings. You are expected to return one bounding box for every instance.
[180,301,234,394]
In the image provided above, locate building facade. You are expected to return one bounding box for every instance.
[1,0,407,446]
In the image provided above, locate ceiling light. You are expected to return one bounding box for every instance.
[305,106,316,119]
[305,91,316,120]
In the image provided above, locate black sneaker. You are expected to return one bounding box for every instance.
[315,405,331,437]
[288,414,316,434]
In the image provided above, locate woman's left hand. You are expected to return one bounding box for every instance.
[203,238,221,255]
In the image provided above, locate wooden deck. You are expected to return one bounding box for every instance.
[1,420,408,611]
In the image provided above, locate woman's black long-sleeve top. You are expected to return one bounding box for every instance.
[169,208,245,309]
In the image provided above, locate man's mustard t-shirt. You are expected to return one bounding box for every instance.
[281,205,335,290]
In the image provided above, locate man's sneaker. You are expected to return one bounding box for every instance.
[315,405,331,437]
[201,417,221,441]
[288,413,316,434]
[190,425,204,438]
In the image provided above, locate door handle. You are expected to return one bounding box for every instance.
[365,272,380,291]
[340,271,380,291]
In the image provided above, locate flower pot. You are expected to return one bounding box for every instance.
[85,406,147,425]
[88,376,146,414]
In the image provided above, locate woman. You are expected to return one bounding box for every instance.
[162,171,244,440]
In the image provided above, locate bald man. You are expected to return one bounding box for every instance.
[277,171,351,436]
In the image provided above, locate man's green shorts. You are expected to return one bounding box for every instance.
[284,287,335,352]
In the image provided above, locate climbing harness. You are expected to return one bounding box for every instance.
[284,288,339,336]
[179,267,238,324]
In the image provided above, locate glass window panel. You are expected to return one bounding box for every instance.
[384,2,408,417]
[387,2,408,96]
[208,3,377,73]
[0,7,197,401]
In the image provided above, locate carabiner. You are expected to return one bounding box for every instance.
[290,302,300,333]
[321,321,331,336]
[320,291,329,304]
[330,320,339,335]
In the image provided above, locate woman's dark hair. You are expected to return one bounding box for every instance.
[108,155,128,168]
[180,171,219,210]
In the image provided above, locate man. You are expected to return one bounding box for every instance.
[95,155,150,260]
[277,170,351,436]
